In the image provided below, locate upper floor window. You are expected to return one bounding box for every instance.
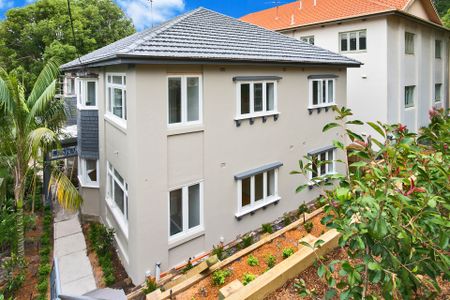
[78,158,99,187]
[106,162,129,222]
[405,85,415,108]
[64,77,76,96]
[435,40,442,58]
[309,77,335,108]
[309,148,335,180]
[169,182,203,239]
[435,83,442,103]
[340,30,366,52]
[76,79,97,109]
[106,74,127,123]
[237,81,277,119]
[405,32,415,54]
[168,75,202,126]
[300,36,314,45]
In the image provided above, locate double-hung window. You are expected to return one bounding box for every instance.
[168,75,202,126]
[64,76,76,96]
[435,40,442,58]
[300,36,314,45]
[309,148,335,180]
[106,162,129,230]
[339,30,366,52]
[237,81,277,118]
[169,182,203,239]
[106,74,127,123]
[405,32,415,54]
[76,78,97,108]
[309,78,335,107]
[435,83,442,103]
[405,86,415,108]
[78,158,99,187]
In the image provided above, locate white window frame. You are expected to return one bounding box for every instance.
[105,162,129,237]
[405,85,415,108]
[308,148,336,181]
[106,73,127,129]
[77,157,99,188]
[167,75,203,127]
[236,169,280,217]
[339,30,367,52]
[76,78,98,109]
[64,76,76,97]
[434,83,442,103]
[405,32,415,55]
[308,78,336,108]
[168,181,204,242]
[300,36,314,45]
[235,81,278,119]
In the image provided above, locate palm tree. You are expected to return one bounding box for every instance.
[0,58,82,257]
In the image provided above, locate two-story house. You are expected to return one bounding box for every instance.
[61,8,360,284]
[242,0,450,133]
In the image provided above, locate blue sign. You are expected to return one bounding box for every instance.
[49,146,77,160]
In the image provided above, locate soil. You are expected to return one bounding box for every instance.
[82,223,135,294]
[175,213,327,300]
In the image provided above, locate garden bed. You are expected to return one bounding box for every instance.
[165,208,328,300]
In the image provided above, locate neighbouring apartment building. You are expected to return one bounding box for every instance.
[61,8,360,284]
[242,0,450,133]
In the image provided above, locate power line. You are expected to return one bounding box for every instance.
[66,0,82,65]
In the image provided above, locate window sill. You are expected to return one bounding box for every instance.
[308,104,335,115]
[167,125,205,136]
[104,114,127,133]
[78,175,99,189]
[168,227,205,250]
[77,105,98,111]
[235,196,281,220]
[234,112,280,127]
[340,50,367,54]
[404,106,415,111]
[105,197,129,239]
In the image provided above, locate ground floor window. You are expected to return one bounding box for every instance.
[106,162,129,221]
[309,148,335,179]
[169,182,203,238]
[435,83,442,103]
[78,158,99,187]
[405,86,415,108]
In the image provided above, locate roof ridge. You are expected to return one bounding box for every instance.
[119,7,205,54]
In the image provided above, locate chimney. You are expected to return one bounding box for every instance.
[299,0,302,9]
[290,14,295,25]
[314,0,317,6]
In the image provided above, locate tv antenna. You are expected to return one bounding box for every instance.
[148,0,154,27]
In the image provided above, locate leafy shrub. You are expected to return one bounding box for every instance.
[37,279,48,293]
[240,235,253,249]
[0,198,17,253]
[143,276,158,294]
[304,221,313,233]
[1,254,26,296]
[212,244,225,260]
[242,273,256,286]
[38,263,51,277]
[246,255,259,266]
[261,223,273,234]
[283,214,292,226]
[88,223,117,286]
[282,248,294,259]
[265,254,276,269]
[212,269,231,286]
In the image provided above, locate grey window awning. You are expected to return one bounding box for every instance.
[234,162,283,180]
[307,74,339,79]
[232,76,282,82]
[308,145,336,156]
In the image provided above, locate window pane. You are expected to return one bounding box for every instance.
[107,173,113,198]
[435,84,442,102]
[359,31,366,50]
[255,173,264,201]
[169,189,183,236]
[340,33,348,51]
[327,80,334,103]
[188,184,200,229]
[123,90,127,120]
[320,152,327,175]
[240,84,250,114]
[405,33,414,54]
[322,80,326,104]
[112,76,123,85]
[114,181,124,214]
[405,86,414,107]
[114,169,124,184]
[350,32,357,51]
[435,40,441,58]
[328,150,334,173]
[267,170,275,197]
[312,155,318,178]
[86,82,96,106]
[241,177,251,207]
[187,77,200,122]
[169,78,182,124]
[266,83,275,111]
[310,37,314,45]
[312,81,319,105]
[86,159,97,182]
[113,88,123,118]
[254,83,263,112]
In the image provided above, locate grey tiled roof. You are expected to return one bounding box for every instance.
[61,8,360,70]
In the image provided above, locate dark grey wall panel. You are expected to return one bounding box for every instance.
[77,109,99,159]
[64,96,77,126]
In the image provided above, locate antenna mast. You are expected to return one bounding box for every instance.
[148,0,154,28]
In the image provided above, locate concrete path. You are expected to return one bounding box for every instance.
[54,207,97,295]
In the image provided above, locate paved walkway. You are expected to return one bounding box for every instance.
[54,207,97,295]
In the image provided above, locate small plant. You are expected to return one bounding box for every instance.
[294,278,317,297]
[265,254,276,269]
[283,214,292,226]
[212,269,231,286]
[240,235,253,249]
[297,203,309,223]
[182,259,193,274]
[88,223,116,286]
[37,278,48,294]
[304,221,314,233]
[212,244,225,260]
[242,273,256,286]
[261,223,273,234]
[246,255,259,266]
[38,263,51,277]
[282,247,294,259]
[143,276,158,294]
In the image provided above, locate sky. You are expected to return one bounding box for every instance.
[0,0,286,31]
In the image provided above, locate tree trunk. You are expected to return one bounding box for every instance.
[16,199,25,257]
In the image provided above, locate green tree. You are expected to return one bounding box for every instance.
[0,58,83,258]
[0,0,135,91]
[442,8,450,27]
[434,0,450,16]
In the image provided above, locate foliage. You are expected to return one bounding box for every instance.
[304,221,314,233]
[0,253,26,296]
[297,203,309,223]
[265,254,276,269]
[282,248,295,259]
[294,278,318,298]
[433,0,450,16]
[37,279,48,294]
[247,255,259,267]
[0,198,17,253]
[0,0,135,92]
[212,244,225,260]
[212,269,232,286]
[293,106,450,299]
[242,273,256,286]
[418,108,449,152]
[182,259,193,274]
[36,206,52,299]
[283,214,292,226]
[143,276,158,294]
[261,223,273,234]
[240,235,253,249]
[88,223,116,286]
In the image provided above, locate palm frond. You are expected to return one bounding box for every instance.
[27,57,60,111]
[27,127,59,160]
[27,79,58,122]
[49,169,83,211]
[0,68,14,114]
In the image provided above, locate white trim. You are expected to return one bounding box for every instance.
[77,157,99,188]
[104,113,127,132]
[339,29,367,53]
[167,75,203,128]
[235,196,281,218]
[308,147,336,180]
[235,80,278,119]
[63,76,76,97]
[105,162,129,239]
[76,78,98,110]
[106,73,127,126]
[308,78,336,108]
